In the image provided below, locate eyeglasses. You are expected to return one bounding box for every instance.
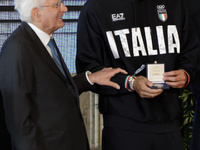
[41,1,63,8]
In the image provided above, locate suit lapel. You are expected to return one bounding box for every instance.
[55,45,79,97]
[21,22,78,97]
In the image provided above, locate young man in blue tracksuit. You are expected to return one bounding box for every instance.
[76,0,200,149]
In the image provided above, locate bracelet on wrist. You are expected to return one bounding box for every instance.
[125,75,136,92]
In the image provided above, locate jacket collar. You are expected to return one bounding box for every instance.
[19,22,78,97]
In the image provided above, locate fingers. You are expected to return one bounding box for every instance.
[89,67,127,89]
[163,70,187,88]
[165,81,185,88]
[163,70,180,82]
[102,67,128,75]
[134,76,163,98]
[100,68,127,89]
[163,70,185,81]
[105,81,120,90]
[115,68,128,75]
[136,86,163,98]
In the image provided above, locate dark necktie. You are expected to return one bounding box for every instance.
[47,38,77,97]
[48,38,66,77]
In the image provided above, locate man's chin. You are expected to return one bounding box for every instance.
[58,22,65,28]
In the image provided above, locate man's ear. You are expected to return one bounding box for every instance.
[31,7,41,22]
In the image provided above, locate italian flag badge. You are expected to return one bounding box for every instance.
[157,5,168,22]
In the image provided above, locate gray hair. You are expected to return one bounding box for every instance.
[14,0,46,23]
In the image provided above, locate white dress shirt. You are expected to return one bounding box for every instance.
[27,23,94,85]
[28,23,53,57]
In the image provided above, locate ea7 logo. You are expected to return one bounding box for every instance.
[111,13,125,22]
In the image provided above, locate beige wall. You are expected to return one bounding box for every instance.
[80,92,102,150]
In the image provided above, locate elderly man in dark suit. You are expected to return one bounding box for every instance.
[0,0,127,150]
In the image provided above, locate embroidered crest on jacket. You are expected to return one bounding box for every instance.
[157,5,168,22]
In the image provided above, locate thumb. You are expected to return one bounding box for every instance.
[107,81,120,90]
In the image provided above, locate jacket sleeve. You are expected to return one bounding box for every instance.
[0,41,45,150]
[73,72,93,95]
[177,0,200,83]
[76,5,131,96]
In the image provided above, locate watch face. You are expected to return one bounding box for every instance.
[129,76,135,90]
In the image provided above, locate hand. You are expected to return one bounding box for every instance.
[133,76,163,98]
[88,67,128,90]
[163,69,187,88]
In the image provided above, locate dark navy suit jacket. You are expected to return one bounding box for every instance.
[0,22,91,150]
